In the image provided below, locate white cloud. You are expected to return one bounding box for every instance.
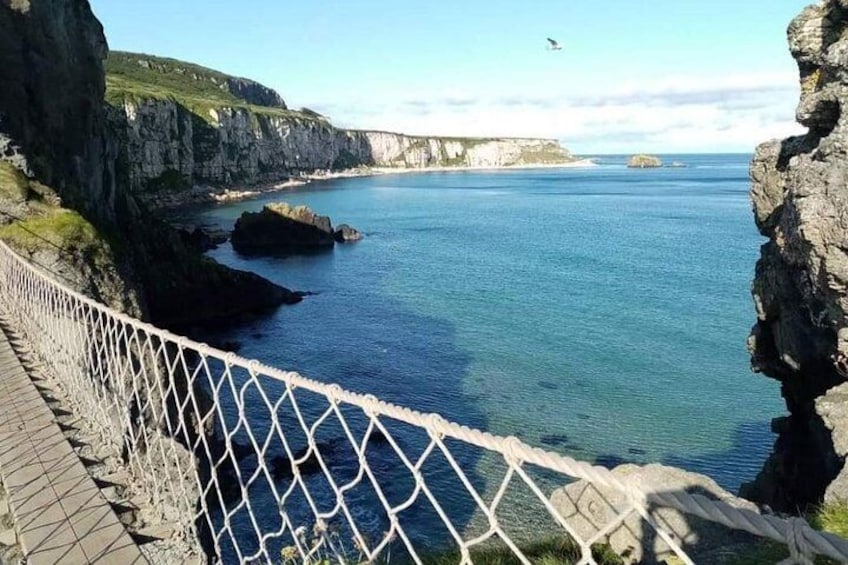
[310,71,805,154]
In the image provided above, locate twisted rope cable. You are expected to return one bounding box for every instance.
[1,239,847,564]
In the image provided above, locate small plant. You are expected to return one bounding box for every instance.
[811,499,848,540]
[801,67,823,96]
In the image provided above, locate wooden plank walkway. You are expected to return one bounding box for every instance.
[0,329,147,564]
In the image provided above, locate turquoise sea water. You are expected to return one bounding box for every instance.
[180,153,785,554]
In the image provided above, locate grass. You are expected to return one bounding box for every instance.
[105,52,328,125]
[0,208,118,270]
[811,500,848,539]
[515,148,572,164]
[0,162,30,202]
[414,537,623,565]
[721,501,848,565]
[0,162,61,207]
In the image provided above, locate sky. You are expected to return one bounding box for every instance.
[90,0,809,154]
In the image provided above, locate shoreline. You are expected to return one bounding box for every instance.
[149,159,598,210]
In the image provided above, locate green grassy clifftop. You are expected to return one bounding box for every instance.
[105,51,326,123]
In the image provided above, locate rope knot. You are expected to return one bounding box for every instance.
[504,436,525,464]
[361,393,379,414]
[427,413,447,436]
[327,384,344,404]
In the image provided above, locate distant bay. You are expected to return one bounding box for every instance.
[179,153,783,495]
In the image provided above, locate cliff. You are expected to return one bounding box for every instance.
[746,0,848,510]
[0,2,297,327]
[105,52,574,201]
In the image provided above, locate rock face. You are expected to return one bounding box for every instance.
[232,203,336,254]
[551,464,760,564]
[627,154,663,168]
[0,0,115,217]
[104,51,575,201]
[0,1,297,328]
[333,224,362,243]
[111,99,575,200]
[746,0,848,511]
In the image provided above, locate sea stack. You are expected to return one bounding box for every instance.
[231,203,336,254]
[627,154,663,168]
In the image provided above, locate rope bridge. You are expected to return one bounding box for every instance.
[0,240,846,565]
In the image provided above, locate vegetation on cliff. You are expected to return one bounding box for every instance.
[105,51,325,124]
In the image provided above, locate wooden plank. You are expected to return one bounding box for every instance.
[0,332,147,564]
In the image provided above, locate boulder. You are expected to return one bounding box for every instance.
[176,224,229,252]
[550,463,761,564]
[231,202,335,254]
[627,154,663,168]
[333,223,362,243]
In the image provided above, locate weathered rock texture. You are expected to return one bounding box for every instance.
[232,203,335,254]
[627,154,663,168]
[333,224,362,243]
[0,2,298,328]
[551,464,760,564]
[231,202,362,255]
[112,100,574,198]
[746,0,848,510]
[105,51,575,201]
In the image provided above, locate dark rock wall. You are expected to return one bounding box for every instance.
[0,0,117,218]
[747,0,848,510]
[0,0,295,327]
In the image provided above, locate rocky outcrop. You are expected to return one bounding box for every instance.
[746,0,848,511]
[333,224,362,243]
[551,464,760,564]
[627,154,663,168]
[231,203,340,254]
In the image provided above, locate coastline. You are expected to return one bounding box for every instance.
[148,159,598,210]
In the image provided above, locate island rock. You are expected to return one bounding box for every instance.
[333,224,362,243]
[231,203,335,254]
[627,154,663,168]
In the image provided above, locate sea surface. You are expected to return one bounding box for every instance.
[177,153,785,555]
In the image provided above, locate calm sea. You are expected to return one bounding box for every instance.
[178,153,785,555]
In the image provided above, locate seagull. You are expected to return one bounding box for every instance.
[547,37,563,51]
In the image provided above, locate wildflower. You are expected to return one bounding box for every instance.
[281,545,298,561]
[312,519,327,536]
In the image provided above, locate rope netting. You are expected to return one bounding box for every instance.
[0,239,846,565]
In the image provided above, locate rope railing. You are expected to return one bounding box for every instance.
[0,238,846,564]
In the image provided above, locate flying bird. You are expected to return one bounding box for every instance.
[547,37,563,51]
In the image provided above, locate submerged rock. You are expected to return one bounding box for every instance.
[627,154,663,168]
[333,223,362,243]
[231,202,335,254]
